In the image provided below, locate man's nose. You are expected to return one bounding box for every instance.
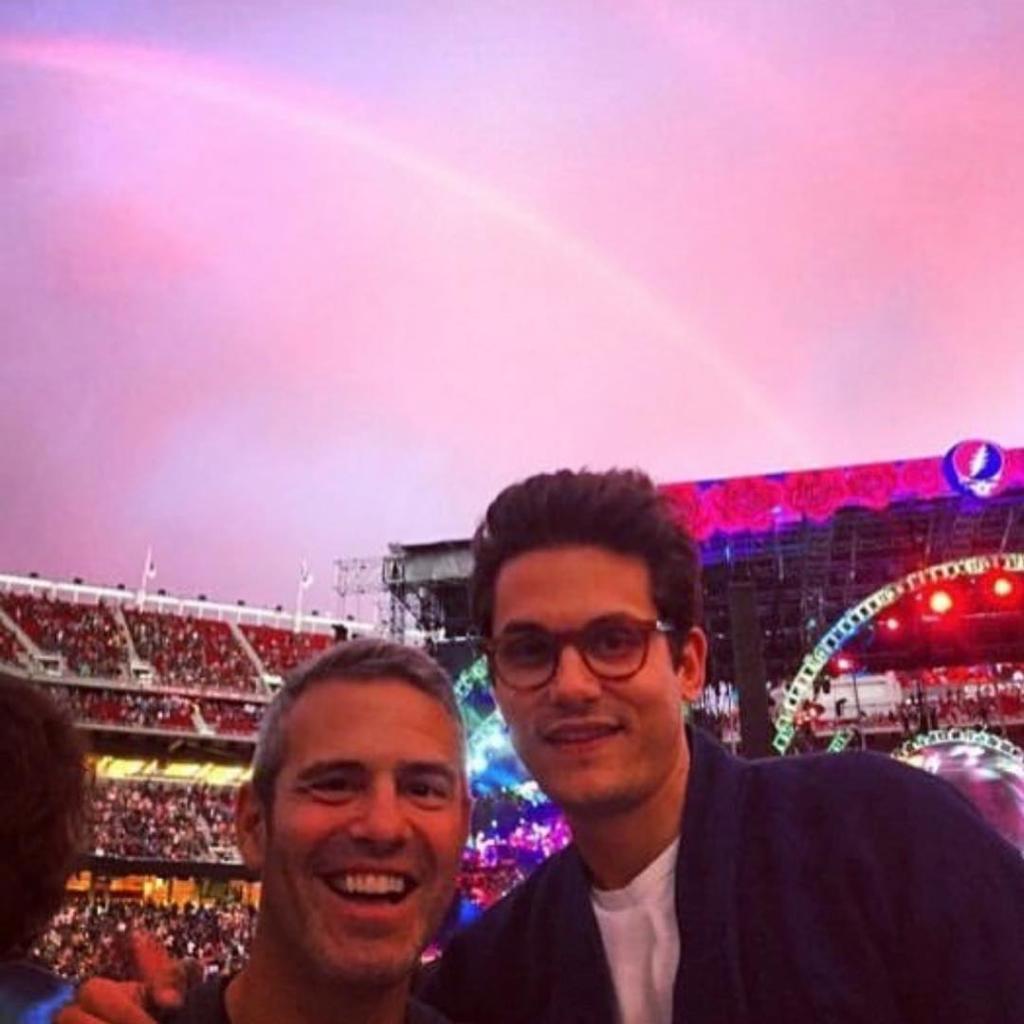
[348,783,410,848]
[547,642,603,707]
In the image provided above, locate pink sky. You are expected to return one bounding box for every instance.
[2,3,1022,612]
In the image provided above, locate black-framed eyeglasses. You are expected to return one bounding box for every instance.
[480,615,675,692]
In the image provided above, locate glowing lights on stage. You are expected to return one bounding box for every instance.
[774,553,1024,754]
[927,589,955,615]
[882,616,901,633]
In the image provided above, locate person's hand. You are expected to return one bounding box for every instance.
[56,932,195,1024]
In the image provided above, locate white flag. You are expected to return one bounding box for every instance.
[299,560,314,590]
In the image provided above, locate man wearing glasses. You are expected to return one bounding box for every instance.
[419,468,1024,1023]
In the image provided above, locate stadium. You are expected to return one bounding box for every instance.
[5,439,1023,982]
[7,5,1024,1018]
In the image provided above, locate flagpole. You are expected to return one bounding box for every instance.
[295,560,313,630]
[137,546,156,608]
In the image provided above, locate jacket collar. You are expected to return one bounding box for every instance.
[674,727,748,1023]
[554,727,749,1024]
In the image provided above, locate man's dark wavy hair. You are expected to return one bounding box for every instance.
[470,468,703,657]
[0,676,89,957]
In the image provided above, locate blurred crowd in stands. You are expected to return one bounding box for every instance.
[0,621,21,663]
[46,686,265,737]
[124,610,260,693]
[2,594,127,679]
[198,700,264,736]
[33,899,256,982]
[240,624,330,675]
[0,590,335,697]
[90,781,238,862]
[50,686,197,732]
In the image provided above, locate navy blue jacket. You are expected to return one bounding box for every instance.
[419,728,1024,1024]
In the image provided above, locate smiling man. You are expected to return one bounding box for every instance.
[66,639,469,1024]
[222,641,469,1024]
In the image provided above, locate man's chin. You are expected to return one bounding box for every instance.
[315,939,421,991]
[549,779,640,819]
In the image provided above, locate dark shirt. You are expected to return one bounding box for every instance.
[419,727,1024,1024]
[169,975,456,1024]
[0,961,74,1024]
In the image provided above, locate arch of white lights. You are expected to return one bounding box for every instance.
[773,552,1024,755]
[893,727,1024,763]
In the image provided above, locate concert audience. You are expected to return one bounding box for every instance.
[90,781,238,862]
[124,610,260,694]
[1,594,127,679]
[239,624,331,675]
[196,699,263,737]
[0,622,21,665]
[33,899,255,983]
[49,686,197,733]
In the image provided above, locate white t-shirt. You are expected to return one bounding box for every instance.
[590,838,680,1024]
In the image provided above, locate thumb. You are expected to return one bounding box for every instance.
[130,931,187,1010]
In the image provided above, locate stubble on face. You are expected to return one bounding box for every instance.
[490,546,702,822]
[240,680,469,993]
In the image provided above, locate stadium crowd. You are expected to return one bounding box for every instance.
[49,686,197,732]
[33,899,256,983]
[196,698,264,736]
[0,591,343,698]
[124,610,260,694]
[0,621,21,664]
[44,685,266,738]
[1,594,127,679]
[239,623,331,675]
[90,781,238,863]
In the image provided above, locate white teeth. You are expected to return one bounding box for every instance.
[330,873,408,896]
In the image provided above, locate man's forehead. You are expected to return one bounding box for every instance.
[283,678,463,768]
[493,546,656,629]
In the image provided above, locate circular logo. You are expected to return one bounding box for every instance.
[943,440,1006,498]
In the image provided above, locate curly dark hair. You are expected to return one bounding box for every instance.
[470,468,703,653]
[0,676,89,957]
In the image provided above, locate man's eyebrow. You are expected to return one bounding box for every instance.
[400,761,459,783]
[496,619,548,634]
[294,760,364,783]
[497,613,639,635]
[293,760,458,783]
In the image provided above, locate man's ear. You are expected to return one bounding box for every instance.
[236,781,268,873]
[676,626,707,704]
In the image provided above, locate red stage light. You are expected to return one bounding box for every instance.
[883,616,901,632]
[835,655,854,672]
[929,590,954,615]
[992,576,1015,598]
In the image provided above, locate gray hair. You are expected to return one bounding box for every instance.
[251,637,465,809]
